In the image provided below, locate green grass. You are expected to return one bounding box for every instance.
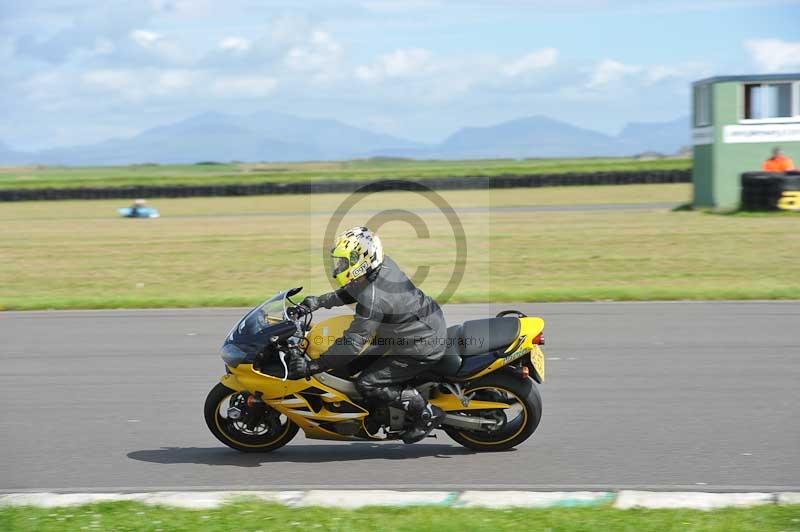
[0,501,797,531]
[2,183,799,311]
[0,157,690,190]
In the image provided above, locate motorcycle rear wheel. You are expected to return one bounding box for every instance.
[204,383,299,453]
[444,372,542,452]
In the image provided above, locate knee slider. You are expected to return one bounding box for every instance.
[399,388,426,414]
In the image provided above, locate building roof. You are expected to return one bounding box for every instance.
[693,73,800,85]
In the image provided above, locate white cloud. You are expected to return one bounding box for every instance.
[502,48,558,76]
[285,30,341,68]
[4,0,787,152]
[82,67,277,102]
[580,58,709,96]
[82,68,197,99]
[587,59,641,88]
[642,62,709,85]
[129,29,187,63]
[361,0,442,12]
[644,65,683,85]
[130,30,161,48]
[82,67,277,101]
[381,48,432,77]
[744,38,800,73]
[219,36,251,53]
[211,76,278,97]
[91,37,116,56]
[82,69,137,91]
[362,0,800,14]
[149,0,212,17]
[0,36,15,63]
[268,15,312,47]
[22,69,74,106]
[156,70,195,91]
[355,48,433,82]
[283,30,344,83]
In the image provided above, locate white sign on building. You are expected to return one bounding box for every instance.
[692,126,713,145]
[723,123,800,144]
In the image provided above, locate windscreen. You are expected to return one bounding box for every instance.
[220,290,290,362]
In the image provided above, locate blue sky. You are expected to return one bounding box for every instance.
[1,0,799,150]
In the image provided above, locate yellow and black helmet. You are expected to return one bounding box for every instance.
[330,226,384,287]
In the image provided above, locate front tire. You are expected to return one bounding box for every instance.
[204,383,298,453]
[444,372,542,452]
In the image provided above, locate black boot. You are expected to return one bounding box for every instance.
[395,389,446,444]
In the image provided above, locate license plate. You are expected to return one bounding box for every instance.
[531,346,545,382]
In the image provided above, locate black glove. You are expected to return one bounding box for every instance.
[299,295,321,313]
[287,356,323,380]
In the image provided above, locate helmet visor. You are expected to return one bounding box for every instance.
[332,257,350,278]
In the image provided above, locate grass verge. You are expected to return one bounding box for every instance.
[0,157,690,190]
[3,183,799,310]
[1,501,798,532]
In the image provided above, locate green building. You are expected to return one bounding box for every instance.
[692,73,800,208]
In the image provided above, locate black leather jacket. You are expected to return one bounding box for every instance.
[315,255,446,371]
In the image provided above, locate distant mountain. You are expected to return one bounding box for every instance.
[370,115,690,160]
[12,111,423,166]
[616,116,690,155]
[0,113,690,166]
[237,110,424,160]
[36,113,318,165]
[433,115,623,159]
[0,141,30,165]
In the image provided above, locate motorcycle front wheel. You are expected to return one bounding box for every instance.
[204,383,299,453]
[444,372,542,452]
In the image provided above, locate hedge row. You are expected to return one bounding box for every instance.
[0,169,690,202]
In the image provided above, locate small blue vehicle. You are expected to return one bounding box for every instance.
[119,199,160,218]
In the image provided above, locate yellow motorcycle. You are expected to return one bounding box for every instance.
[205,288,545,452]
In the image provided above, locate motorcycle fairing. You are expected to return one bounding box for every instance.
[303,314,544,382]
[221,364,510,442]
[460,316,544,381]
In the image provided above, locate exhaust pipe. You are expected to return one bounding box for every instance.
[442,414,498,430]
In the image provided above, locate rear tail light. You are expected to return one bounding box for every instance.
[532,332,545,345]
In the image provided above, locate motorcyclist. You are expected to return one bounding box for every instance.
[129,198,147,217]
[287,226,447,444]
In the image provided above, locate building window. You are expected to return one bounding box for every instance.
[743,82,794,119]
[694,84,711,126]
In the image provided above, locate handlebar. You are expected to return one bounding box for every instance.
[286,304,311,321]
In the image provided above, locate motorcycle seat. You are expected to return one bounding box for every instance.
[456,317,521,357]
[432,325,464,376]
[432,318,520,376]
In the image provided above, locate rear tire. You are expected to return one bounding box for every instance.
[204,383,298,453]
[444,372,542,452]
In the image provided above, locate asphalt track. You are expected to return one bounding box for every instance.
[169,202,681,218]
[1,301,798,492]
[13,202,679,222]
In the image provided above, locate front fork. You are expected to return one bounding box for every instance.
[227,391,277,433]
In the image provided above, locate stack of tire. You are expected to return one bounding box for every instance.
[0,169,692,202]
[741,172,800,211]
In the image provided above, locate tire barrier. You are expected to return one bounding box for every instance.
[0,169,690,202]
[741,172,800,211]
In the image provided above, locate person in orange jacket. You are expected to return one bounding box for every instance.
[762,147,795,173]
